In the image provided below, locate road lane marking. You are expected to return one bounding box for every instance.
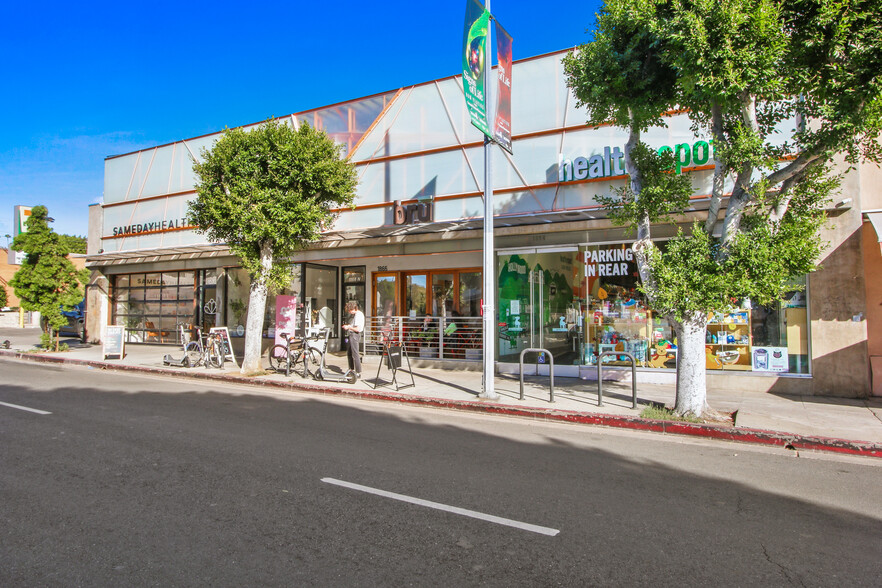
[321,477,560,536]
[0,401,51,415]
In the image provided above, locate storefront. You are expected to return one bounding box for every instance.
[495,243,808,375]
[86,49,877,397]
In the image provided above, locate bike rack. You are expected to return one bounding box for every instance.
[596,351,637,408]
[519,348,555,402]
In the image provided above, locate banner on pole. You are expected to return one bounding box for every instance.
[462,0,491,137]
[494,21,513,153]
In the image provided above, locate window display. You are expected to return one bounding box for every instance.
[111,271,197,344]
[496,244,810,373]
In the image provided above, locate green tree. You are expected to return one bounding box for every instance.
[187,119,358,374]
[59,234,87,254]
[9,206,88,351]
[0,281,8,308]
[564,0,882,416]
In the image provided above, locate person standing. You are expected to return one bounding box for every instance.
[343,300,364,377]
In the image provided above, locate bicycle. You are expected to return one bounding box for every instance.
[184,329,225,369]
[267,331,322,377]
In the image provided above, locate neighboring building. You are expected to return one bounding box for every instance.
[1,248,86,329]
[85,49,882,398]
[0,248,86,308]
[0,248,16,307]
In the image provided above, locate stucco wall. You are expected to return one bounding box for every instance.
[806,158,872,397]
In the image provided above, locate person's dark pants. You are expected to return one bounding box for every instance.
[348,331,362,374]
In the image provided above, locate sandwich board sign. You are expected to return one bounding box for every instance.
[103,325,126,360]
[209,327,238,367]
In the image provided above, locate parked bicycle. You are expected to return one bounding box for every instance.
[267,331,322,377]
[184,329,225,369]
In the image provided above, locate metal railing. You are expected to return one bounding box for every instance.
[519,348,555,402]
[363,315,483,361]
[597,351,637,408]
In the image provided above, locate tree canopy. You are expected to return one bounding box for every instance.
[563,0,882,415]
[9,205,88,350]
[59,234,87,254]
[187,119,358,373]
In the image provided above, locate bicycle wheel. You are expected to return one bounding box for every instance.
[303,347,323,377]
[185,342,203,367]
[267,345,289,372]
[206,340,224,369]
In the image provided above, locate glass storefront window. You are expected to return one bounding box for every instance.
[405,274,427,317]
[432,274,455,317]
[459,271,482,317]
[228,264,340,339]
[497,249,579,364]
[496,244,810,374]
[225,267,252,336]
[374,274,397,317]
[343,266,366,320]
[305,264,339,334]
[111,271,199,344]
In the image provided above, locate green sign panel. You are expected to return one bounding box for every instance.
[462,0,491,137]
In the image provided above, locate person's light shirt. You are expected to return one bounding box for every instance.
[350,310,365,333]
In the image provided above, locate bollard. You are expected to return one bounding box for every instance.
[519,348,555,402]
[597,351,637,408]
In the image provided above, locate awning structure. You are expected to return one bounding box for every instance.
[86,244,231,268]
[866,212,882,253]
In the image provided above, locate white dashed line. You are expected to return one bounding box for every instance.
[322,477,560,536]
[0,401,51,415]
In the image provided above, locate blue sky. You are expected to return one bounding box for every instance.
[0,0,601,240]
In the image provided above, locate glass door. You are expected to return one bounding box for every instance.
[404,274,427,317]
[498,249,579,365]
[373,273,398,318]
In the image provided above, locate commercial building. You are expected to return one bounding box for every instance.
[86,49,882,397]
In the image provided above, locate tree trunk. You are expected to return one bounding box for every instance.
[241,243,273,374]
[704,103,726,234]
[673,311,709,417]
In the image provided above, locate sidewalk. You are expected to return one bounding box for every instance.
[2,327,881,457]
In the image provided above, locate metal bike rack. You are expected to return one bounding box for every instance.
[597,351,637,408]
[519,348,555,402]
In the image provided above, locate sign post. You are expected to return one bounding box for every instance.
[209,327,238,367]
[103,325,126,360]
[464,0,511,400]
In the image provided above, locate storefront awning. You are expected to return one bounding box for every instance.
[86,244,232,268]
[867,212,882,253]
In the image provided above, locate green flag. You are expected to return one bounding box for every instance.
[462,0,491,137]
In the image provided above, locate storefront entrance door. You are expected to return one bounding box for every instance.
[498,249,579,367]
[528,269,544,350]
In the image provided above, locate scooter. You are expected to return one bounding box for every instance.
[311,328,357,384]
[163,352,191,368]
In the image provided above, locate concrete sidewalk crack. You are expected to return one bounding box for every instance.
[761,543,805,586]
[865,401,882,426]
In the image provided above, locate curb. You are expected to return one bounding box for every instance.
[3,349,881,459]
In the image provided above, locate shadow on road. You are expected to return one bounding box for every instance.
[2,364,880,586]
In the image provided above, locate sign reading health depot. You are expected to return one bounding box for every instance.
[559,139,714,182]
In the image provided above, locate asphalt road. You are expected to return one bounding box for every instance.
[2,358,880,586]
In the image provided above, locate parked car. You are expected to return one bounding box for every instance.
[60,301,86,339]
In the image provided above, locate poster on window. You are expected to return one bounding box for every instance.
[275,296,298,348]
[752,346,789,372]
